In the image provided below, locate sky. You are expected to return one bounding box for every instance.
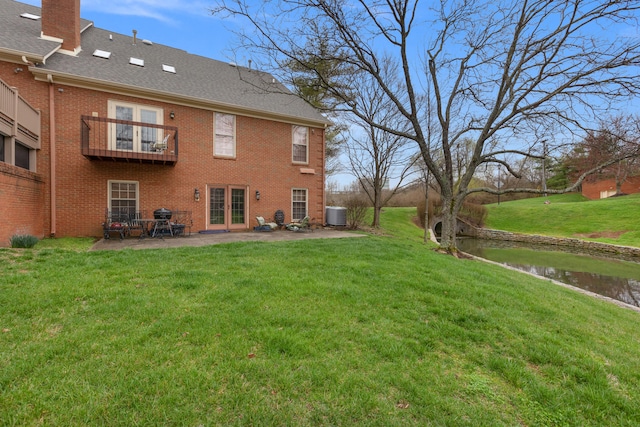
[21,0,246,64]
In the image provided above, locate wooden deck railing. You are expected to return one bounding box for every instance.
[81,115,178,165]
[0,78,40,148]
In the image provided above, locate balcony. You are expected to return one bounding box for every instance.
[81,115,178,165]
[0,78,40,149]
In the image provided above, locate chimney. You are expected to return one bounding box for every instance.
[42,0,81,53]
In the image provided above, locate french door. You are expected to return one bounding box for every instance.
[208,185,247,230]
[108,101,163,152]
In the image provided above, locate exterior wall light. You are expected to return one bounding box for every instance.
[194,188,200,202]
[169,111,175,119]
[255,190,260,200]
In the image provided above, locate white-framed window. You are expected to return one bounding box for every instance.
[292,188,308,221]
[292,125,308,163]
[108,100,163,153]
[214,113,236,157]
[108,180,139,218]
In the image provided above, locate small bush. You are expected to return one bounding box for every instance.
[10,234,39,248]
[343,193,370,229]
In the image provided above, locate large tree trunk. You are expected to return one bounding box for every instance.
[437,194,459,254]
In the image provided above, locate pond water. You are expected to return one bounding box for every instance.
[457,239,640,307]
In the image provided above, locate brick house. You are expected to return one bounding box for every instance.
[0,0,329,246]
[581,175,640,200]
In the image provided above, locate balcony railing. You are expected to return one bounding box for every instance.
[81,115,178,165]
[0,78,40,149]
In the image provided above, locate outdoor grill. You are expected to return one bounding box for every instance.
[154,208,172,220]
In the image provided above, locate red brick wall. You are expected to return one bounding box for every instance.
[0,62,50,247]
[0,163,45,246]
[582,176,640,200]
[1,61,325,240]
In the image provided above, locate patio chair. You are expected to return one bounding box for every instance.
[286,215,311,232]
[254,216,277,231]
[274,210,285,229]
[151,134,170,152]
[102,209,128,240]
[127,211,147,238]
[171,210,192,236]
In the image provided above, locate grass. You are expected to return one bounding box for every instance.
[485,193,640,247]
[2,209,640,425]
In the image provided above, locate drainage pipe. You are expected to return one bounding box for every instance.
[48,74,56,237]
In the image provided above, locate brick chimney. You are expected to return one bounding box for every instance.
[42,0,81,53]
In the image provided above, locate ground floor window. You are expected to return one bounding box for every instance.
[15,142,30,170]
[292,188,308,221]
[0,134,35,171]
[108,180,138,217]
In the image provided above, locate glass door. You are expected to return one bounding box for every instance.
[208,186,247,230]
[109,101,163,152]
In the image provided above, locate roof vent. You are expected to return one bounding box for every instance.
[229,62,236,67]
[162,64,176,74]
[142,39,153,45]
[20,13,41,20]
[93,49,112,59]
[129,57,144,67]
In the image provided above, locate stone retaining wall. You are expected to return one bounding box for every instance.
[475,228,640,259]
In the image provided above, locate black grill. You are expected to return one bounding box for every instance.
[154,208,172,220]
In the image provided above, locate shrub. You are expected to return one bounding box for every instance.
[10,234,39,248]
[343,192,370,229]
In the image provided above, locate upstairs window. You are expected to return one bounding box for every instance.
[214,113,236,158]
[292,125,308,163]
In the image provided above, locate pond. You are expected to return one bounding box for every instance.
[457,238,640,307]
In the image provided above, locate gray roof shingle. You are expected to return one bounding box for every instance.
[0,0,92,61]
[0,0,329,126]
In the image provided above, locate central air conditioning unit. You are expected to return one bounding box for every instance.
[325,206,347,226]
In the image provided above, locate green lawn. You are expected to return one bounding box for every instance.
[485,193,640,247]
[2,210,640,426]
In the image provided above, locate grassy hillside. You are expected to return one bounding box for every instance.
[2,210,640,425]
[485,193,640,247]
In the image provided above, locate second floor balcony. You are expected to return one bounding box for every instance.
[0,78,40,149]
[81,115,178,165]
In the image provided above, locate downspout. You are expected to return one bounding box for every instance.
[48,74,56,237]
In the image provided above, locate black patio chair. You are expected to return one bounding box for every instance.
[102,209,128,240]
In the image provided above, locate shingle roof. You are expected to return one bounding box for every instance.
[0,0,92,61]
[0,0,329,126]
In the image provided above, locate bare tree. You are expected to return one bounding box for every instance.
[213,0,640,254]
[346,68,416,227]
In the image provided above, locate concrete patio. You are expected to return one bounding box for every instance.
[90,228,365,251]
